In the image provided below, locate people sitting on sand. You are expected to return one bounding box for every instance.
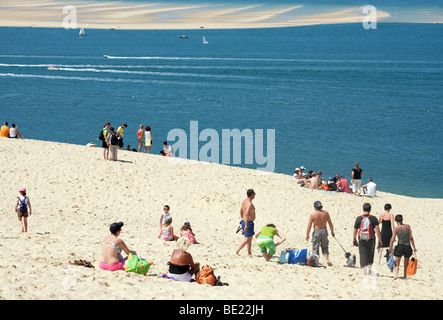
[125,145,131,151]
[362,177,377,196]
[159,217,179,241]
[307,172,320,189]
[9,124,23,139]
[336,175,352,193]
[99,222,136,272]
[163,141,173,156]
[292,168,300,183]
[254,224,286,261]
[293,168,308,186]
[180,221,198,244]
[166,237,200,282]
[0,121,9,137]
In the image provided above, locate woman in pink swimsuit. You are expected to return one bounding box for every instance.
[99,222,137,271]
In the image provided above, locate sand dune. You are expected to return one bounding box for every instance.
[0,0,391,29]
[0,138,441,300]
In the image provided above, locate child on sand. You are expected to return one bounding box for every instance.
[254,224,286,261]
[15,188,32,232]
[159,217,178,241]
[180,221,199,244]
[159,205,171,228]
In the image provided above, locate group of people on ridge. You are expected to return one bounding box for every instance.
[292,162,378,196]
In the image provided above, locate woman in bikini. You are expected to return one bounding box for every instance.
[99,222,136,272]
[167,237,200,282]
[389,214,417,280]
[137,125,144,152]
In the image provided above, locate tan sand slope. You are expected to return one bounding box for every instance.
[0,138,442,300]
[0,0,390,29]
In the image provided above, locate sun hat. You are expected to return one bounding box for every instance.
[19,188,26,193]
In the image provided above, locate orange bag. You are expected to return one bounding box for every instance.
[196,265,216,286]
[406,257,418,276]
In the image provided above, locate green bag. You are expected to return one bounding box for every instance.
[124,253,153,275]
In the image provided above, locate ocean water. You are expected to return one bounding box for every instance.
[0,23,442,198]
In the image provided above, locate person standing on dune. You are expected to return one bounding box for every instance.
[235,189,256,257]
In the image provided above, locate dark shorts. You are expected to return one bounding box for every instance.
[241,221,255,237]
[394,244,413,258]
[118,138,123,148]
[17,210,28,218]
[359,238,375,268]
[102,140,108,149]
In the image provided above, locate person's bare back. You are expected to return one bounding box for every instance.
[310,210,330,230]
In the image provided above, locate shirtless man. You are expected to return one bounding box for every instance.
[306,201,335,266]
[234,189,256,256]
[307,174,320,189]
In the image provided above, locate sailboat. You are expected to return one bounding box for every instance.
[203,36,208,44]
[79,27,87,37]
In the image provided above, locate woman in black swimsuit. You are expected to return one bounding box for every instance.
[167,237,200,281]
[378,204,394,264]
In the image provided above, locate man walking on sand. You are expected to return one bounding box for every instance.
[353,203,382,275]
[306,201,335,266]
[235,189,256,257]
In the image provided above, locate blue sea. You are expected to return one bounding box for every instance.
[1,23,442,198]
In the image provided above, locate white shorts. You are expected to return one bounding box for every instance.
[167,271,192,282]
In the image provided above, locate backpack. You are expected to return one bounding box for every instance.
[359,215,374,240]
[110,132,118,146]
[17,196,28,213]
[196,265,216,286]
[306,253,319,267]
[98,130,105,141]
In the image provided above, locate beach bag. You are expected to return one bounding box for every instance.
[124,253,152,275]
[278,249,290,264]
[406,256,418,276]
[17,196,28,213]
[288,249,308,265]
[306,253,319,267]
[358,215,374,241]
[98,130,105,141]
[110,132,118,145]
[196,265,216,286]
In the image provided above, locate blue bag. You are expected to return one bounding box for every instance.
[288,249,308,265]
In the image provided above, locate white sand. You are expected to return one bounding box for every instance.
[0,138,442,300]
[0,0,391,29]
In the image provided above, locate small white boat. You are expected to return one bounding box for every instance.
[48,65,59,70]
[203,36,208,44]
[79,27,87,37]
[103,55,110,58]
[179,35,189,38]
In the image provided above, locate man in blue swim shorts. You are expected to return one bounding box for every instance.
[235,189,256,257]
